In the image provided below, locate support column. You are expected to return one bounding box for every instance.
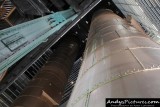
[12,36,79,107]
[67,10,160,107]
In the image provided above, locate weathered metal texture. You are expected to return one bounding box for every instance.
[12,36,79,107]
[0,9,77,74]
[67,10,160,107]
[125,15,146,35]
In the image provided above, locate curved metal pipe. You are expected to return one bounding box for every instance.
[67,10,160,107]
[12,36,79,107]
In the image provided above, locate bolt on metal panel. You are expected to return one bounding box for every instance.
[67,10,160,107]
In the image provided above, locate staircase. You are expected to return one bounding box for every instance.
[0,0,16,29]
[0,0,15,19]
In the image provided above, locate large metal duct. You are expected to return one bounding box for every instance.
[67,10,160,107]
[12,36,79,107]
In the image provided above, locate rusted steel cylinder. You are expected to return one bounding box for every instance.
[12,36,79,107]
[67,10,160,107]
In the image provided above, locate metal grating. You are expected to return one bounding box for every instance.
[0,49,53,107]
[112,0,160,43]
[60,58,82,105]
[138,0,160,30]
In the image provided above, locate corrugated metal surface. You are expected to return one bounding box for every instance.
[112,0,160,43]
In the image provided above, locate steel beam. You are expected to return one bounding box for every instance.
[0,9,77,74]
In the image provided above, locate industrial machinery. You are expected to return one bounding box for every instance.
[0,9,77,74]
[0,0,160,107]
[67,9,160,107]
[12,35,79,107]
